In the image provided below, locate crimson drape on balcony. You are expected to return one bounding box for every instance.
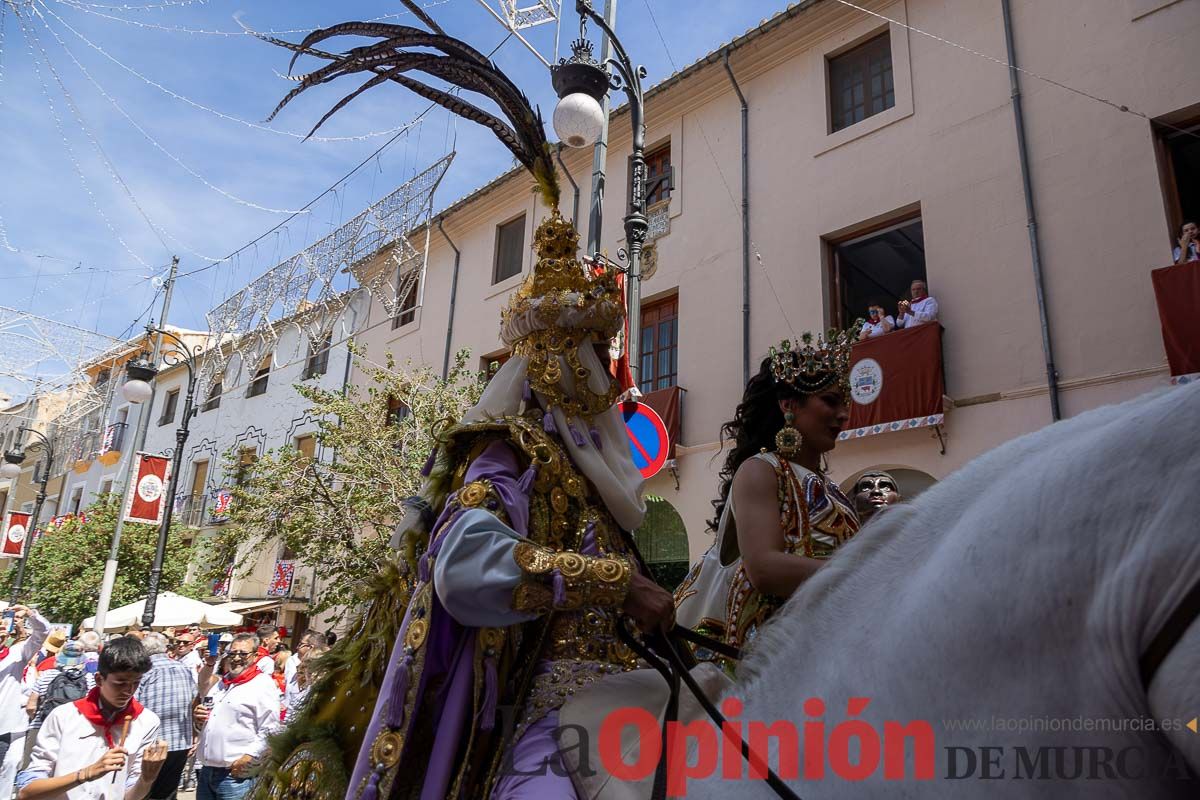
[841,323,945,440]
[1151,263,1200,378]
[640,385,682,459]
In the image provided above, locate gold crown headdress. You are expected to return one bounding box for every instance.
[500,211,625,420]
[768,329,857,394]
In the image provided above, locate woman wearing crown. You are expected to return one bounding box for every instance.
[675,333,862,664]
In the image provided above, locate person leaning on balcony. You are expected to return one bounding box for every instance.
[896,279,939,328]
[858,303,895,340]
[1173,220,1199,265]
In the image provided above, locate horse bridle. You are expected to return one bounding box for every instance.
[1140,573,1200,687]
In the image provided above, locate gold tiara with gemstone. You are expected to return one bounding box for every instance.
[768,329,857,394]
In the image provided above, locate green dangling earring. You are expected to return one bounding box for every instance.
[775,410,802,460]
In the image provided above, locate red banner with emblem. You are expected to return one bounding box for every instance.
[3,512,31,556]
[841,323,945,440]
[122,453,172,525]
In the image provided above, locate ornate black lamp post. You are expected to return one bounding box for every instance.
[552,0,671,390]
[120,325,203,627]
[1,428,56,604]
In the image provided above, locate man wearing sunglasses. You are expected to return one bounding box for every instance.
[192,635,279,800]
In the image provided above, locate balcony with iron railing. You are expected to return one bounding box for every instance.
[175,493,208,529]
[98,422,128,463]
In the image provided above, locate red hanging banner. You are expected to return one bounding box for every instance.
[840,324,946,440]
[122,453,172,525]
[3,512,31,557]
[1151,262,1200,379]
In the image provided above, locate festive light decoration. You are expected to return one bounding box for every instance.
[0,306,122,407]
[496,0,560,30]
[202,153,453,385]
[35,0,435,142]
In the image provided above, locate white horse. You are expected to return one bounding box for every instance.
[685,381,1200,799]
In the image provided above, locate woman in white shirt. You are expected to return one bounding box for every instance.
[858,303,895,340]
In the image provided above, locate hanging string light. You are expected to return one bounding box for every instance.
[37,0,437,142]
[32,2,313,216]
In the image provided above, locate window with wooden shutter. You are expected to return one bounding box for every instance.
[638,296,679,394]
[828,32,895,133]
[493,214,526,284]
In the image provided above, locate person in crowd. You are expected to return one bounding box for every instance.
[852,470,903,525]
[858,302,895,340]
[675,334,861,668]
[1174,220,1199,264]
[21,643,93,769]
[16,637,168,800]
[171,635,201,681]
[281,643,326,725]
[193,634,280,800]
[134,635,194,800]
[74,635,100,677]
[281,632,325,706]
[0,606,50,800]
[896,279,939,328]
[251,627,278,675]
[322,631,336,648]
[269,653,288,696]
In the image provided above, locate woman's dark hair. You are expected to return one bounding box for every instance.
[708,354,806,531]
[98,636,152,676]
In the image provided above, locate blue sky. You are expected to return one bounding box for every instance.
[0,0,784,351]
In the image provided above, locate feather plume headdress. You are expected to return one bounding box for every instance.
[258,0,560,208]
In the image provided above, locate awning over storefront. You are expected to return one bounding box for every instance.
[1152,262,1200,381]
[212,598,283,616]
[840,323,945,440]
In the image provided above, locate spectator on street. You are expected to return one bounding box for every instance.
[134,635,194,800]
[75,635,100,677]
[1174,220,1199,264]
[16,637,168,800]
[896,279,939,328]
[323,631,336,648]
[282,632,325,704]
[269,653,288,696]
[858,303,895,340]
[252,627,278,675]
[193,634,280,800]
[0,606,50,800]
[171,635,201,682]
[282,644,327,725]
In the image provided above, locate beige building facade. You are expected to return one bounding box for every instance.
[351,0,1200,566]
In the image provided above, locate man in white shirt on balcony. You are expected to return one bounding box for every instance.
[0,606,50,800]
[192,635,279,800]
[896,279,939,328]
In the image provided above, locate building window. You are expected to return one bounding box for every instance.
[295,434,317,462]
[828,217,926,329]
[493,214,526,284]
[303,335,331,379]
[246,355,271,398]
[828,32,895,133]
[385,396,411,427]
[643,143,673,207]
[234,448,257,487]
[201,378,222,412]
[99,479,113,497]
[482,352,511,384]
[69,486,84,515]
[392,271,419,329]
[639,296,679,394]
[158,389,179,426]
[1155,116,1200,248]
[191,460,209,497]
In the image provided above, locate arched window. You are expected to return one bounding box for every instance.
[633,496,690,591]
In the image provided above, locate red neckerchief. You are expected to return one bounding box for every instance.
[37,655,56,671]
[73,688,144,747]
[222,665,261,689]
[256,646,269,659]
[0,647,9,663]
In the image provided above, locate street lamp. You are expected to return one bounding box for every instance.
[3,428,55,604]
[552,0,669,390]
[121,328,202,627]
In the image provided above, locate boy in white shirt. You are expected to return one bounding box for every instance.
[16,637,168,800]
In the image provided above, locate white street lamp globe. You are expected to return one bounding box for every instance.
[553,92,604,148]
[0,461,21,480]
[122,378,154,405]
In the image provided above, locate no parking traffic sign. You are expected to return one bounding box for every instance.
[622,401,670,479]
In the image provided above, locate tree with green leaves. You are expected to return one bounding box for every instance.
[198,349,485,622]
[3,493,198,627]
